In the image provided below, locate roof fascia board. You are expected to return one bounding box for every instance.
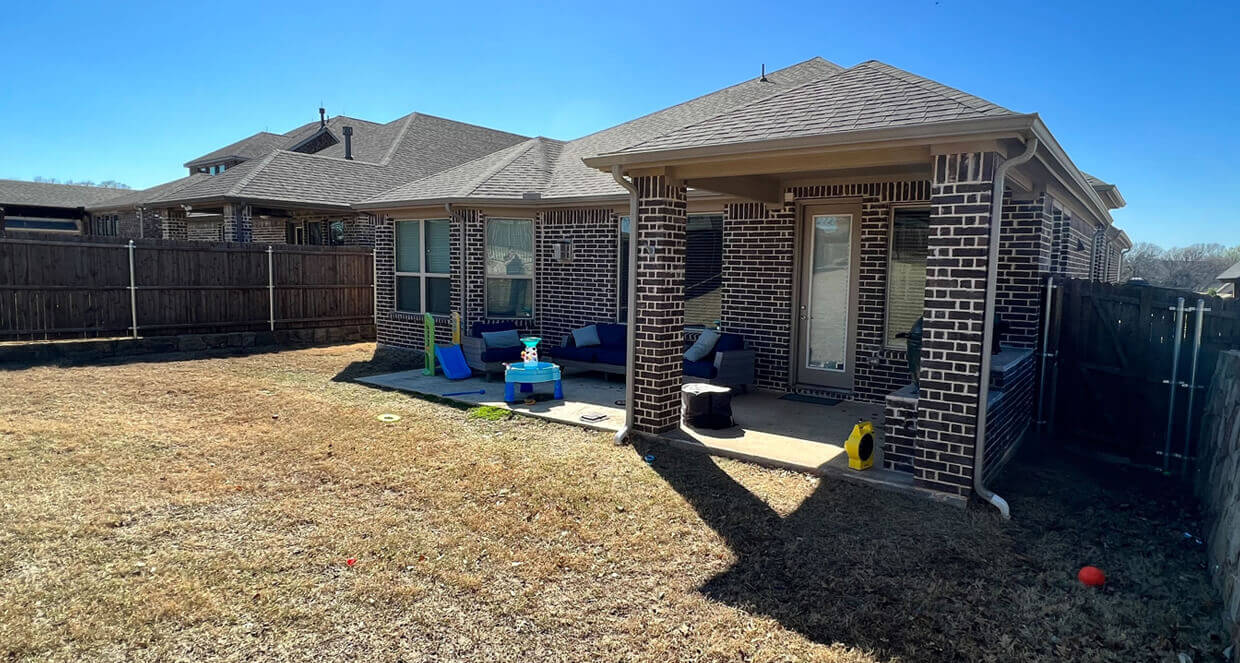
[582,114,1039,169]
[1029,118,1114,226]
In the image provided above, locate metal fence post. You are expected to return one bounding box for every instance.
[1161,296,1185,472]
[1180,298,1207,475]
[127,240,138,338]
[267,246,275,332]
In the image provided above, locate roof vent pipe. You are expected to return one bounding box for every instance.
[343,126,354,160]
[760,64,768,82]
[319,107,326,128]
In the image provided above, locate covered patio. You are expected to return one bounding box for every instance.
[354,370,923,493]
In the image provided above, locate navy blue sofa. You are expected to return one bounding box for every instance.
[550,324,755,389]
[461,321,523,379]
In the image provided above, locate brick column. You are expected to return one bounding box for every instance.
[223,204,253,242]
[343,214,375,246]
[914,151,999,497]
[162,208,187,240]
[995,192,1052,348]
[631,175,687,434]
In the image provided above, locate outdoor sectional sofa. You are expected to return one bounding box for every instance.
[549,323,756,390]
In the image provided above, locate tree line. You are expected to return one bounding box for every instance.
[32,176,131,189]
[1124,243,1240,293]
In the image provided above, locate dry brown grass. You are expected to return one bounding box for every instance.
[0,343,1227,662]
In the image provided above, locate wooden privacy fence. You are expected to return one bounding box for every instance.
[1048,278,1240,472]
[0,236,373,341]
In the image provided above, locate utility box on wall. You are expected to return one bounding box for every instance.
[550,239,572,264]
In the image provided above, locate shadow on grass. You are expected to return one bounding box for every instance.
[630,435,1227,662]
[330,345,424,383]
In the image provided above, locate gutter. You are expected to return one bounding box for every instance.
[610,165,639,445]
[974,135,1039,520]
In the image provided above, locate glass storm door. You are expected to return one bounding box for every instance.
[795,204,860,390]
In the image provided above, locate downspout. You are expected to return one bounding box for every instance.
[611,165,639,445]
[447,203,465,328]
[975,136,1038,519]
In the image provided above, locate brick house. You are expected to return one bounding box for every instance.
[356,57,1132,510]
[83,109,527,245]
[0,179,133,237]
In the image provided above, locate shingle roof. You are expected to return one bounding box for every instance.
[613,60,1015,154]
[152,113,528,208]
[86,174,211,210]
[1218,261,1240,281]
[184,132,290,168]
[362,57,843,206]
[0,179,134,208]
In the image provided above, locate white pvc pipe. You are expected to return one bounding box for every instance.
[127,240,138,338]
[267,246,275,332]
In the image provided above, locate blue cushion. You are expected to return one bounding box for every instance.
[472,321,516,338]
[572,325,601,347]
[481,346,522,363]
[596,323,627,348]
[683,359,717,379]
[552,346,597,362]
[684,329,720,362]
[482,328,521,349]
[595,348,626,366]
[715,333,745,352]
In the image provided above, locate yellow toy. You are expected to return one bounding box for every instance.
[845,420,875,470]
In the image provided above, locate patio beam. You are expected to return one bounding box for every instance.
[683,176,782,204]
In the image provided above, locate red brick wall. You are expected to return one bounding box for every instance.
[537,208,619,346]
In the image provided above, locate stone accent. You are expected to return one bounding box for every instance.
[914,151,999,496]
[1195,350,1240,655]
[631,176,687,434]
[536,208,619,346]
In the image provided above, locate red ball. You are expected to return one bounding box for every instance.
[1078,566,1106,587]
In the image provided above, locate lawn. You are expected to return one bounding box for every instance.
[0,343,1228,662]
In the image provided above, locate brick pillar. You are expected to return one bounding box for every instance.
[223,204,253,242]
[914,151,999,497]
[162,208,187,240]
[343,213,375,246]
[995,192,1051,348]
[631,175,687,434]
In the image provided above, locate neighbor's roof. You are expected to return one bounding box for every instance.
[360,57,843,207]
[87,174,211,211]
[608,60,1014,155]
[0,179,134,208]
[147,113,528,209]
[1218,261,1240,281]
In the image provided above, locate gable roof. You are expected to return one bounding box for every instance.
[1218,261,1240,281]
[184,132,290,168]
[150,113,529,209]
[361,57,843,207]
[611,60,1014,155]
[0,179,134,208]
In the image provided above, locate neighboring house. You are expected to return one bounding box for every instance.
[0,179,133,236]
[84,109,528,245]
[1218,262,1240,297]
[357,57,1132,502]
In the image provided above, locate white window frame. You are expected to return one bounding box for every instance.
[684,212,724,329]
[884,205,931,350]
[484,217,536,319]
[394,218,452,315]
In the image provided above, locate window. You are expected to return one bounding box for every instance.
[5,217,79,232]
[685,214,723,328]
[885,208,930,348]
[485,218,534,318]
[329,220,345,245]
[94,214,118,236]
[395,219,452,314]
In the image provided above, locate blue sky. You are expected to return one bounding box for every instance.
[2,0,1236,246]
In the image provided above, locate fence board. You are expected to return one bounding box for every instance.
[1053,277,1240,470]
[0,237,373,340]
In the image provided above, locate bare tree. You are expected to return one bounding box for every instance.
[1123,242,1240,292]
